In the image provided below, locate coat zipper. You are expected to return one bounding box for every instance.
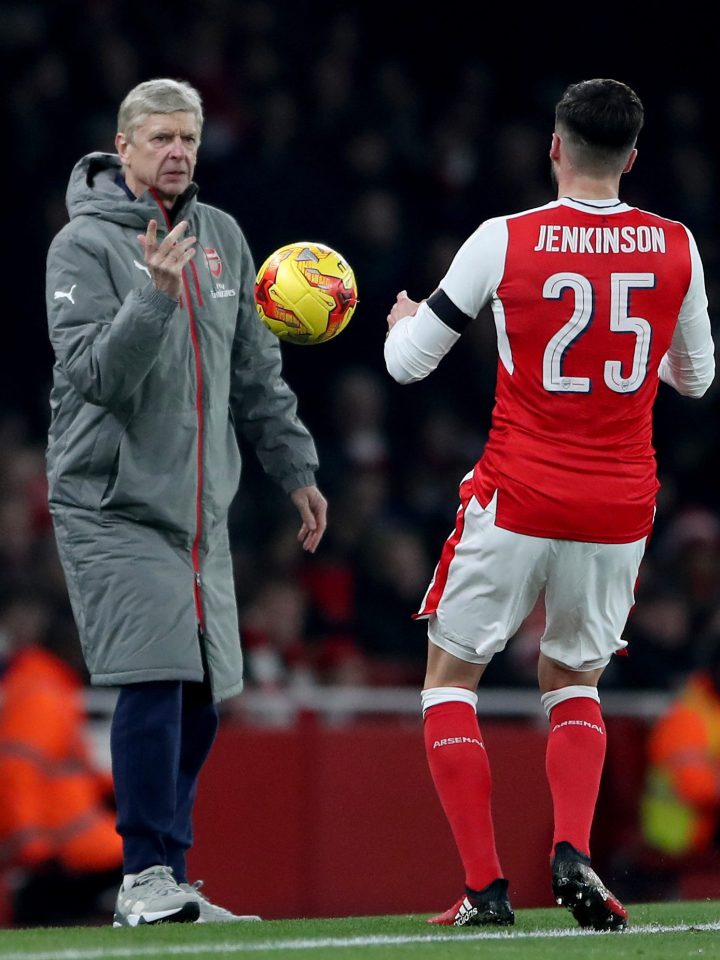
[151,193,205,632]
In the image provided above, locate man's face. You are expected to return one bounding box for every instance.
[115,111,200,203]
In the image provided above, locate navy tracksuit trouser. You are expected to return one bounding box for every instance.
[110,679,219,880]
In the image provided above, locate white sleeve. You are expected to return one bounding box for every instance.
[658,227,715,398]
[440,216,508,318]
[384,305,460,384]
[384,217,508,385]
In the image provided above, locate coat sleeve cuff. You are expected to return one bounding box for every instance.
[279,471,317,494]
[136,284,180,315]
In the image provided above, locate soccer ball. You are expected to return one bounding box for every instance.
[254,241,358,345]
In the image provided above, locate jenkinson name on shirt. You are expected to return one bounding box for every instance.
[534,224,666,254]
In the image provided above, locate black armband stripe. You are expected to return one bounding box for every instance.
[427,289,474,334]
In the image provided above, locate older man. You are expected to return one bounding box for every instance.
[45,78,326,926]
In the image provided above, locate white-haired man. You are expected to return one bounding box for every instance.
[46,78,327,926]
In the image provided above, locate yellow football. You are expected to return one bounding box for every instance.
[254,241,358,345]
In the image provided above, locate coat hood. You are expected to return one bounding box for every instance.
[65,152,198,229]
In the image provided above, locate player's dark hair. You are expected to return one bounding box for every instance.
[555,79,644,155]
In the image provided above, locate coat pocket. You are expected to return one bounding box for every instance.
[83,415,127,510]
[99,427,126,507]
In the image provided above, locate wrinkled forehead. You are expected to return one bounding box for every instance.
[134,111,200,139]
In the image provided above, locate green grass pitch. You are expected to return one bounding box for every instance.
[0,900,717,959]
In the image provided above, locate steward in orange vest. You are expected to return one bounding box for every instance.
[0,641,122,925]
[641,669,720,857]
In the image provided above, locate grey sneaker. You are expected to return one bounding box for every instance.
[113,865,200,927]
[180,880,262,923]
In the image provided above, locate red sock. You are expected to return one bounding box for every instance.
[424,700,502,891]
[545,697,606,857]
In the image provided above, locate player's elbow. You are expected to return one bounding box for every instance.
[384,344,414,384]
[385,362,414,385]
[384,354,423,385]
[680,366,715,398]
[661,357,716,399]
[682,381,712,399]
[384,331,436,384]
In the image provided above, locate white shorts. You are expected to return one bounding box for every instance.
[418,480,647,672]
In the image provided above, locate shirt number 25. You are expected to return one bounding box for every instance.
[542,272,654,394]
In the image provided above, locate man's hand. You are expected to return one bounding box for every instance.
[387,290,422,332]
[289,485,328,553]
[138,219,196,302]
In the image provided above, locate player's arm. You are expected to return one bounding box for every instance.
[384,293,463,384]
[384,217,507,384]
[658,228,715,398]
[46,227,180,409]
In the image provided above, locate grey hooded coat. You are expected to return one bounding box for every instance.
[45,153,319,702]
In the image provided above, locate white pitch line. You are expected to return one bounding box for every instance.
[2,921,720,960]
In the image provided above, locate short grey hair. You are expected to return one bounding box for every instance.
[117,78,204,142]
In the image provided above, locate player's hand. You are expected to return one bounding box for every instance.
[138,219,196,302]
[289,484,328,553]
[387,290,422,331]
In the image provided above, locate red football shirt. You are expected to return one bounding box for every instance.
[385,198,714,543]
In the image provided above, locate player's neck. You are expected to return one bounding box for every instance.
[555,174,620,202]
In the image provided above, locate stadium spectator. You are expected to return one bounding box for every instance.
[613,587,694,690]
[355,524,432,685]
[44,77,326,926]
[240,580,317,691]
[384,78,714,931]
[0,593,122,927]
[638,616,720,895]
[655,507,720,620]
[400,405,488,554]
[240,576,366,691]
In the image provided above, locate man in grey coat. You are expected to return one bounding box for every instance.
[45,78,327,926]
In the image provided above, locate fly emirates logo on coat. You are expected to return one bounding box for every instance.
[203,247,237,299]
[534,224,666,254]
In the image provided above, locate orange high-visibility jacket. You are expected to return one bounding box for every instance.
[641,673,720,856]
[0,647,121,872]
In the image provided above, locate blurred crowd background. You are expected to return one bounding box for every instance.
[3,0,719,697]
